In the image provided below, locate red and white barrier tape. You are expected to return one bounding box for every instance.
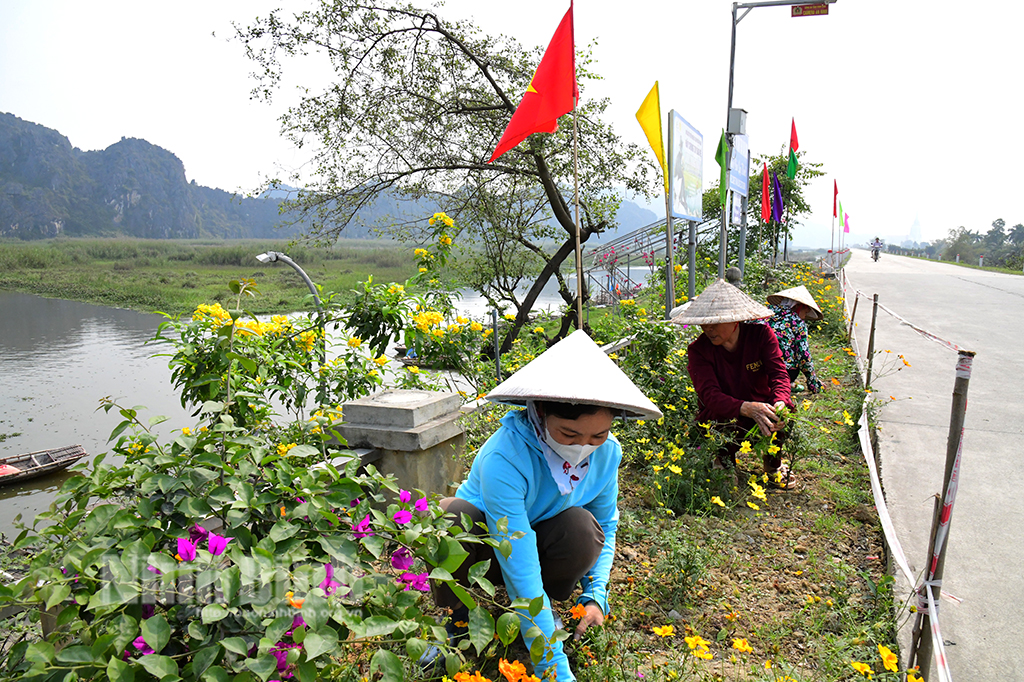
[925,583,954,682]
[845,284,968,354]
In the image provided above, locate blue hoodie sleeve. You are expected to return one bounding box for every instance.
[476,440,576,682]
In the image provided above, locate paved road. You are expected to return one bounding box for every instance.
[843,249,1024,680]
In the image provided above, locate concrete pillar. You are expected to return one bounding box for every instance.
[338,390,465,496]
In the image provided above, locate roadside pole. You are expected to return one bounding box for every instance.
[864,294,879,388]
[909,350,976,680]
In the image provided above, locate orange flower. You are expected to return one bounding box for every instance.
[286,591,305,609]
[831,377,840,386]
[499,658,527,682]
[569,604,587,620]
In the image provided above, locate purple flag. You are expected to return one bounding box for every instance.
[771,171,784,222]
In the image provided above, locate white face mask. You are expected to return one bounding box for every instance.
[542,423,599,466]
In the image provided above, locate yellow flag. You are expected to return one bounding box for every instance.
[635,81,667,192]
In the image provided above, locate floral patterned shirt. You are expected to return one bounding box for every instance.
[756,304,821,393]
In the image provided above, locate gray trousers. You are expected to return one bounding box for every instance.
[431,497,605,609]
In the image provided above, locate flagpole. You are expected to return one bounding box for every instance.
[572,104,584,331]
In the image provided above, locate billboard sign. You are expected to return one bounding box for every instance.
[668,111,703,222]
[729,134,749,197]
[792,3,829,16]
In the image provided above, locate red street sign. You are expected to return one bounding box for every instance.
[792,3,829,16]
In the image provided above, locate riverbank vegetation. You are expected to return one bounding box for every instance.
[0,225,908,681]
[0,238,417,314]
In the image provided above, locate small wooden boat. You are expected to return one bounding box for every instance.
[0,445,88,486]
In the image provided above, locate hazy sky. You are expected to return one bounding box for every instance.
[3,1,1021,248]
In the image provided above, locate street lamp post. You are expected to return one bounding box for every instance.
[723,0,838,276]
[256,250,328,401]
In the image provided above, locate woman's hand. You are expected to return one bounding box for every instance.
[740,401,780,436]
[574,602,605,640]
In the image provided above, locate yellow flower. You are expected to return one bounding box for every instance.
[850,661,873,678]
[684,635,710,650]
[731,638,753,654]
[738,441,752,454]
[693,649,713,660]
[767,444,780,455]
[652,624,674,637]
[348,337,362,348]
[711,496,725,507]
[414,248,428,257]
[419,267,428,273]
[374,355,388,366]
[802,400,812,411]
[843,410,854,426]
[907,672,923,682]
[668,464,682,475]
[470,321,483,332]
[181,427,192,436]
[439,234,453,246]
[407,366,420,374]
[877,645,898,673]
[448,324,462,333]
[504,314,516,321]
[747,501,760,511]
[533,326,545,334]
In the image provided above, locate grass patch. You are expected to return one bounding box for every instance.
[0,238,419,315]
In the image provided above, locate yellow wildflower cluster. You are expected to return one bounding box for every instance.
[297,329,319,353]
[192,303,232,325]
[684,634,713,660]
[277,442,297,456]
[439,234,453,246]
[428,212,455,228]
[470,321,483,332]
[126,442,151,455]
[413,310,445,332]
[348,337,362,348]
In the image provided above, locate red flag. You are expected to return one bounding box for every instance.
[761,162,771,222]
[488,4,578,163]
[833,180,838,217]
[790,118,799,152]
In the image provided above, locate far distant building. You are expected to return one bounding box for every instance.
[910,215,922,243]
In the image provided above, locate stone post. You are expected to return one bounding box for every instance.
[337,390,465,496]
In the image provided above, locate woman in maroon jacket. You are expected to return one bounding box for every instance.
[671,279,794,483]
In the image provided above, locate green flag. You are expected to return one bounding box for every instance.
[787,118,799,179]
[787,148,798,179]
[715,130,728,206]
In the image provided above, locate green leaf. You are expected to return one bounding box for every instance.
[137,654,179,679]
[220,566,241,606]
[192,646,220,678]
[25,641,55,664]
[370,649,403,682]
[202,666,230,682]
[44,583,71,610]
[288,445,319,458]
[107,657,135,682]
[295,661,316,682]
[269,521,299,542]
[405,637,429,660]
[148,415,170,427]
[361,534,384,559]
[83,505,119,537]
[496,612,520,646]
[201,603,229,624]
[467,605,495,656]
[428,567,453,582]
[142,614,171,654]
[302,628,338,660]
[450,583,477,611]
[439,537,469,574]
[264,616,293,646]
[498,539,513,560]
[88,582,140,610]
[528,596,545,617]
[246,654,278,681]
[530,634,546,664]
[219,637,250,656]
[445,653,462,677]
[56,645,98,664]
[353,616,397,639]
[302,593,329,630]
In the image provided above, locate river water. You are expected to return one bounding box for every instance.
[0,292,191,537]
[0,286,578,537]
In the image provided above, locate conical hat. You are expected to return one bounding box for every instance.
[485,330,662,420]
[670,278,772,325]
[767,285,823,321]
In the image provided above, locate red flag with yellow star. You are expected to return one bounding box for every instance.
[489,3,578,163]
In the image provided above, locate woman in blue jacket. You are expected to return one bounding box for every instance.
[424,331,661,682]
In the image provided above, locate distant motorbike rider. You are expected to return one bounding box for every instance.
[870,237,883,261]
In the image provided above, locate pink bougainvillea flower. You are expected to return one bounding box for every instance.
[414,497,429,512]
[189,523,210,543]
[176,537,197,562]
[352,514,374,538]
[349,497,361,508]
[392,509,413,525]
[285,613,307,636]
[208,532,231,557]
[132,636,155,656]
[319,563,342,596]
[391,547,415,571]
[398,571,430,592]
[399,489,412,504]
